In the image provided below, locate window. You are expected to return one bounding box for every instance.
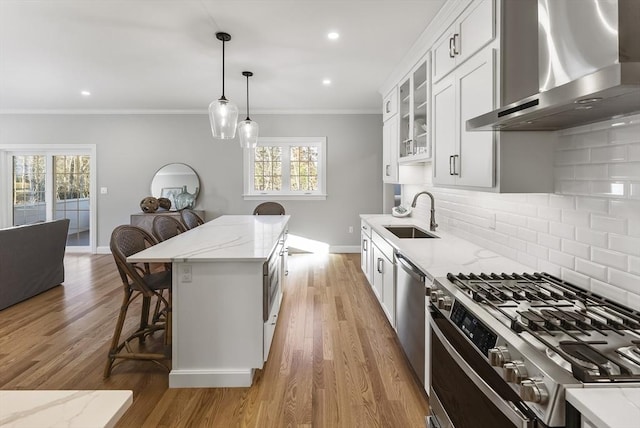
[244,137,327,200]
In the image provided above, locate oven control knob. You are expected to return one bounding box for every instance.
[503,361,528,384]
[488,346,511,367]
[431,290,443,303]
[520,379,548,404]
[437,296,452,310]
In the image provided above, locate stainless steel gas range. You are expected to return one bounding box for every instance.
[428,272,640,428]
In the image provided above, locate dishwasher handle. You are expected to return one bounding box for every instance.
[395,253,426,283]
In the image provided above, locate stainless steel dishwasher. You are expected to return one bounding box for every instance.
[395,253,426,385]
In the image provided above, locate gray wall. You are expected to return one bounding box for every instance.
[0,113,383,250]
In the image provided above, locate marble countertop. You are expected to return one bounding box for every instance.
[361,214,531,281]
[0,390,132,428]
[566,387,640,428]
[128,215,290,263]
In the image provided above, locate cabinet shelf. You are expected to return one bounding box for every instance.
[415,79,428,91]
[399,152,432,164]
[401,94,411,103]
[415,100,428,111]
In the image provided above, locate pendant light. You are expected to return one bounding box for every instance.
[209,32,238,139]
[238,71,259,149]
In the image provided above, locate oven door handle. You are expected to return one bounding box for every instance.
[431,321,536,428]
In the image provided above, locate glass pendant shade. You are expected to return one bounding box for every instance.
[238,118,259,148]
[209,32,238,140]
[209,97,239,139]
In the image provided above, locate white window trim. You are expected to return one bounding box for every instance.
[243,137,327,200]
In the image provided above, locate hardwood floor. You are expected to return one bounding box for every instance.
[0,253,429,427]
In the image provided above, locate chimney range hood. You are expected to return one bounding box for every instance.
[468,0,640,131]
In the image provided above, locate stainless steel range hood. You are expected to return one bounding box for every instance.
[468,0,640,131]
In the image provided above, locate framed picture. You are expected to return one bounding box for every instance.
[160,187,183,210]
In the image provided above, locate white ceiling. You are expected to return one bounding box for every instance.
[0,0,446,113]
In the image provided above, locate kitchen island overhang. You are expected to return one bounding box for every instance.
[128,215,290,388]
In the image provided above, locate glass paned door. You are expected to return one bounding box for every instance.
[54,155,91,246]
[10,153,92,248]
[12,155,47,225]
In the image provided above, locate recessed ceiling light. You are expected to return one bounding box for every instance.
[322,79,331,86]
[327,32,339,40]
[81,90,91,96]
[611,122,625,127]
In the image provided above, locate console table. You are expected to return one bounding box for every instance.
[130,210,205,234]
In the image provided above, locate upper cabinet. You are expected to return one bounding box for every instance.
[382,87,398,122]
[399,56,431,164]
[433,48,494,187]
[432,0,495,83]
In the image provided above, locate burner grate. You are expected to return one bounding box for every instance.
[446,271,640,382]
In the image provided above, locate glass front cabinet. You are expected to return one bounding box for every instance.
[398,54,431,163]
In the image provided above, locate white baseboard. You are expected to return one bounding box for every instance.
[169,368,254,388]
[329,245,360,253]
[96,246,111,254]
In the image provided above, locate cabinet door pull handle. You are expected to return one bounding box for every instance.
[363,239,367,251]
[449,155,454,175]
[385,164,390,177]
[453,33,460,56]
[449,36,455,58]
[385,100,391,113]
[377,258,384,274]
[452,154,459,176]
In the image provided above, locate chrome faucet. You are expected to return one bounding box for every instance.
[411,191,438,232]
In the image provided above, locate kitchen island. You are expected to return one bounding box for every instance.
[128,215,289,388]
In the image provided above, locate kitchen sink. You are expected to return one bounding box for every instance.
[384,226,439,239]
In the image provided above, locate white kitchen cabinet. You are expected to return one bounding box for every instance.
[360,220,373,285]
[372,231,396,327]
[432,0,495,83]
[399,55,431,163]
[382,86,398,122]
[382,116,399,183]
[433,47,494,188]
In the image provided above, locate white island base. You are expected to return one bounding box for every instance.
[127,215,289,388]
[170,260,282,388]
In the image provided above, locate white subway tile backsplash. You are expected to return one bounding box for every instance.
[538,233,561,250]
[630,256,640,275]
[576,227,607,248]
[627,292,640,311]
[527,218,549,233]
[630,182,640,200]
[591,215,626,235]
[527,242,549,260]
[590,145,627,163]
[561,269,591,288]
[608,269,640,293]
[556,148,590,165]
[610,123,640,144]
[517,227,538,243]
[562,210,590,227]
[576,197,609,213]
[592,248,628,271]
[609,234,640,257]
[576,258,607,282]
[562,239,590,259]
[575,164,608,179]
[557,180,590,195]
[549,221,575,239]
[590,279,628,305]
[609,162,640,179]
[406,116,639,307]
[549,249,575,268]
[591,181,627,197]
[537,206,562,221]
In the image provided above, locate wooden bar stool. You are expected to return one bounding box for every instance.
[253,202,285,215]
[104,225,172,378]
[180,209,204,230]
[152,215,186,242]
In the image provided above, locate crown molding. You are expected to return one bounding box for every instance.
[0,108,380,116]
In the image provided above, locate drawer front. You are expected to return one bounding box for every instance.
[372,230,394,262]
[361,219,372,238]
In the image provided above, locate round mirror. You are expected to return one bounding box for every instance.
[150,163,200,211]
